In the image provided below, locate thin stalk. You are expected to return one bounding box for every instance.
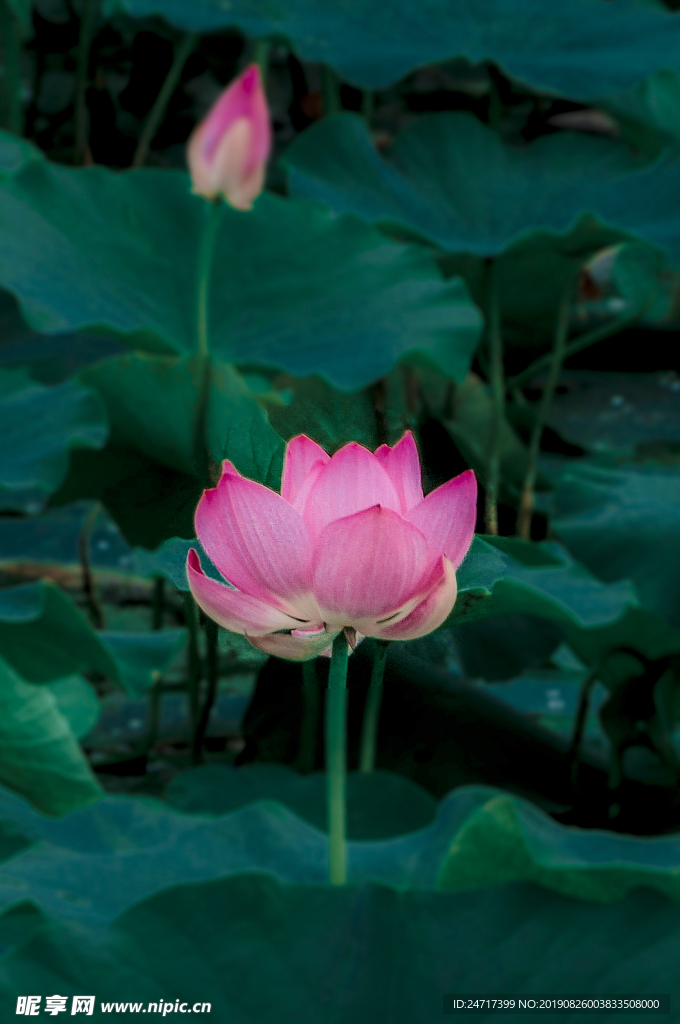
[192,618,218,764]
[73,0,97,164]
[485,259,504,536]
[506,302,648,393]
[78,502,104,629]
[132,31,197,168]
[296,658,320,773]
[567,665,599,790]
[252,39,270,85]
[0,0,23,135]
[321,64,341,117]
[196,198,223,361]
[192,198,223,488]
[326,631,349,885]
[516,286,571,539]
[359,640,389,773]
[184,592,203,747]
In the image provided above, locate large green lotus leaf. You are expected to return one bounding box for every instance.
[132,537,221,592]
[284,112,680,266]
[448,535,638,631]
[0,657,101,817]
[51,444,200,550]
[78,352,284,486]
[165,764,438,840]
[565,607,680,690]
[51,353,284,549]
[0,367,107,496]
[0,579,185,696]
[102,0,680,99]
[4,0,31,31]
[6,781,680,943]
[0,159,481,390]
[601,70,680,157]
[0,133,42,178]
[552,462,680,632]
[0,873,679,1022]
[100,631,187,697]
[46,676,100,740]
[437,790,680,902]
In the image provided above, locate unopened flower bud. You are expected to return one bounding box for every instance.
[187,63,271,210]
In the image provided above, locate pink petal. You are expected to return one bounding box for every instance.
[372,557,458,640]
[374,431,423,513]
[245,628,340,662]
[186,63,271,205]
[195,465,315,607]
[406,469,477,568]
[187,549,309,635]
[311,505,442,621]
[302,442,401,538]
[281,435,330,508]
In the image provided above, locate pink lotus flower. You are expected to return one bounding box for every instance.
[186,63,271,210]
[187,433,477,660]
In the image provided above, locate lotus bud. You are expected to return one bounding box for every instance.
[187,63,271,210]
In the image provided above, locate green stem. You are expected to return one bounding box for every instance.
[296,658,320,773]
[0,0,23,135]
[326,631,349,885]
[196,198,223,361]
[132,32,197,168]
[567,665,599,791]
[516,285,571,539]
[485,259,504,536]
[321,65,341,117]
[359,640,389,773]
[252,39,270,85]
[78,501,104,629]
[505,302,648,393]
[192,198,223,488]
[73,0,97,164]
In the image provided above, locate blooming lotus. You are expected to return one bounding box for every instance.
[187,63,271,210]
[187,433,477,660]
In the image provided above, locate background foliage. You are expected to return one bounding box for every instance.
[1,0,680,1018]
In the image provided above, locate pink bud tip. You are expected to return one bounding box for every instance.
[187,62,272,210]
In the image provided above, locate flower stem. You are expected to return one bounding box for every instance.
[516,285,571,539]
[296,658,320,773]
[132,31,197,168]
[193,198,223,488]
[505,299,650,393]
[0,0,23,135]
[567,664,599,791]
[326,631,349,885]
[73,0,97,164]
[359,640,389,773]
[252,39,270,85]
[485,258,504,536]
[196,198,223,361]
[78,502,104,629]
